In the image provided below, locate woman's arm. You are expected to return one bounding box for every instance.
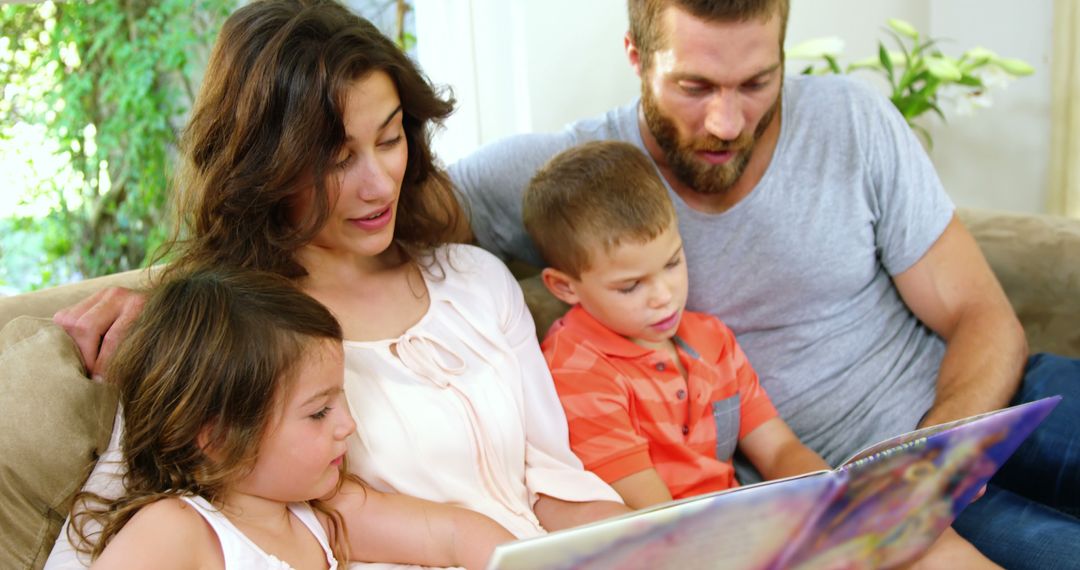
[53,286,147,380]
[324,481,514,570]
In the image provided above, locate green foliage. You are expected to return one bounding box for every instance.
[786,19,1034,148]
[0,0,232,290]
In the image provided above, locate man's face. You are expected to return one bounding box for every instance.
[637,7,783,196]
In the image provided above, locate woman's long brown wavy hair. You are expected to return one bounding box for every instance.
[162,0,469,280]
[68,269,353,562]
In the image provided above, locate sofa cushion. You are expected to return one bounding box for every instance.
[960,209,1080,358]
[0,317,118,570]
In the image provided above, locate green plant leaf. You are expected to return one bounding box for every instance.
[785,36,845,60]
[995,57,1035,76]
[925,56,962,81]
[879,43,895,82]
[887,18,919,39]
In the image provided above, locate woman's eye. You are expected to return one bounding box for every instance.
[379,134,404,148]
[334,153,354,169]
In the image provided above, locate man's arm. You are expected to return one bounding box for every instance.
[893,215,1028,428]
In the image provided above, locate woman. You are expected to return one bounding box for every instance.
[51,0,626,566]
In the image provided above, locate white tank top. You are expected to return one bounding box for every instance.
[180,495,338,570]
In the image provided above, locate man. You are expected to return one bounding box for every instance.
[447,1,1080,567]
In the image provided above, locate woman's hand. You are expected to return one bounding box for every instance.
[53,286,147,380]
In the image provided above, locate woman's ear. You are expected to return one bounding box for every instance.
[541,268,581,306]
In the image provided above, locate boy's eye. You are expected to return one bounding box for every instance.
[665,256,682,269]
[618,282,639,294]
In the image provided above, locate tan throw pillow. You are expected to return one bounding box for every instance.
[0,317,118,570]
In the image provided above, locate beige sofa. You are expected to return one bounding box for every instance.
[1,207,1079,568]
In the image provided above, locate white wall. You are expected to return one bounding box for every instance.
[416,0,1054,214]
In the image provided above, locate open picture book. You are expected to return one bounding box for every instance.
[488,395,1061,570]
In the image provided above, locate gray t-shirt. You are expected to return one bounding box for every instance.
[450,74,952,469]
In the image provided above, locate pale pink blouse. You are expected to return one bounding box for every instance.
[343,244,619,544]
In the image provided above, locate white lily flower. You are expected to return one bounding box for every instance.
[786,36,845,60]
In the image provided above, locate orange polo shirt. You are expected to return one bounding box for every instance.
[542,306,778,499]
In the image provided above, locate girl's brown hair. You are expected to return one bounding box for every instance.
[164,0,469,279]
[69,268,350,562]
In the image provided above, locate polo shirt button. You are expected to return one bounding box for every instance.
[655,362,666,371]
[676,389,687,400]
[682,425,689,435]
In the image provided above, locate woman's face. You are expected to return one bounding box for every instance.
[300,70,409,262]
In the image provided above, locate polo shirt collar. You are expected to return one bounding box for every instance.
[562,305,657,359]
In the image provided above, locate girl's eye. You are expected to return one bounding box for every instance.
[310,407,331,420]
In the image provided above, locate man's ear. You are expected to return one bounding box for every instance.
[541,268,581,306]
[625,32,643,77]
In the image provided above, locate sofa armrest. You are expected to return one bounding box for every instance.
[0,268,156,331]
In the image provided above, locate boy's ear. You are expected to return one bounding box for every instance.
[541,267,581,306]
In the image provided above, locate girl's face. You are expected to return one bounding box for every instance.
[233,340,355,503]
[297,70,409,264]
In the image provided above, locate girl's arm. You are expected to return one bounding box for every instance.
[324,481,514,570]
[91,498,219,570]
[738,417,830,480]
[532,494,632,531]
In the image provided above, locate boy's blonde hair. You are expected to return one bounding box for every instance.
[523,141,675,278]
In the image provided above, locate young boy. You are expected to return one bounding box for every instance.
[522,140,828,509]
[522,141,998,569]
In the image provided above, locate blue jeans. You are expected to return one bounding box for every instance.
[952,353,1080,569]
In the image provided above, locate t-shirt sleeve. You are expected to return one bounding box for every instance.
[543,338,653,485]
[856,80,955,276]
[448,132,580,267]
[488,250,622,506]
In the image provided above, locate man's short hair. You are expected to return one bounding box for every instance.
[628,0,790,72]
[523,141,676,278]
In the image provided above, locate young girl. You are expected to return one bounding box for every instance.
[70,269,513,569]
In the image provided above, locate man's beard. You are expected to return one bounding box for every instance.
[642,85,778,196]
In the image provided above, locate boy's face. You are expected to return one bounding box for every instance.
[555,222,689,350]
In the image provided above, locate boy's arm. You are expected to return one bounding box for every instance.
[739,418,830,480]
[324,481,514,570]
[609,468,674,509]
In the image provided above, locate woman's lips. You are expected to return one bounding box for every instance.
[349,206,392,231]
